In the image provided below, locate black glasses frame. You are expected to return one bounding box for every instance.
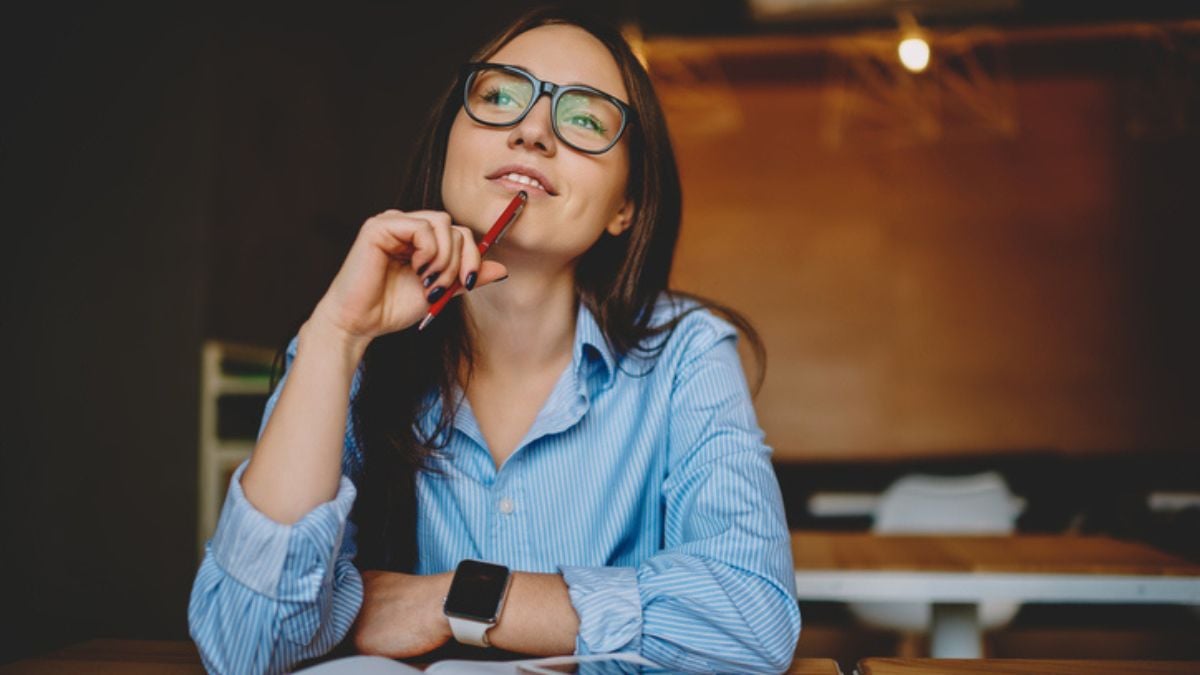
[461,62,634,155]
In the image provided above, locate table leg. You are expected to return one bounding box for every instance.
[929,602,982,658]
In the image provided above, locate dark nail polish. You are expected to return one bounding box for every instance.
[423,274,437,289]
[427,286,446,303]
[416,262,430,276]
[465,272,477,291]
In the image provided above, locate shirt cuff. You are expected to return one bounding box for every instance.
[211,459,357,600]
[558,565,642,655]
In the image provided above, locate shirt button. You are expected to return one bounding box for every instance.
[498,497,515,515]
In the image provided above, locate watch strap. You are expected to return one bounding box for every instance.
[447,615,494,647]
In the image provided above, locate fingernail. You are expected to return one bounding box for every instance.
[427,286,446,303]
[465,272,477,291]
[423,274,437,289]
[416,262,430,276]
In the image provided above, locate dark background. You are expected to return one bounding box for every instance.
[0,1,637,660]
[2,0,1198,664]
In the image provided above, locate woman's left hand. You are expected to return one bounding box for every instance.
[351,570,453,658]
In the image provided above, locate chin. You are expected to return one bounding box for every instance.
[440,191,481,232]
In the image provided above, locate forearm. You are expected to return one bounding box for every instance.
[354,570,579,659]
[242,317,369,524]
[486,572,579,656]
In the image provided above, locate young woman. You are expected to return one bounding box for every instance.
[189,8,800,674]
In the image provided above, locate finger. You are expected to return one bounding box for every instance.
[453,225,482,290]
[403,219,439,273]
[429,229,463,298]
[477,260,508,286]
[419,215,453,286]
[363,214,434,261]
[449,261,508,298]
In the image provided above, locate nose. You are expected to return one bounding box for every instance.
[507,95,557,156]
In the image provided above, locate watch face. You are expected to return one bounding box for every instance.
[444,559,510,621]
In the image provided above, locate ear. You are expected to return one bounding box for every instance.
[605,198,636,237]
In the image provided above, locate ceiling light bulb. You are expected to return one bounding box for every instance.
[898,37,931,73]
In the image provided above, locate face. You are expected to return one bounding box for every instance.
[441,24,634,266]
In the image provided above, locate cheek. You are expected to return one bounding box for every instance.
[441,113,477,216]
[444,113,471,177]
[589,141,631,208]
[568,155,629,228]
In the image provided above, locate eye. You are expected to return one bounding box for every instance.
[481,87,520,108]
[564,113,606,134]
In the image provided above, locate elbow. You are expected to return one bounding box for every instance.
[749,592,803,674]
[768,596,802,673]
[186,561,288,675]
[737,624,801,674]
[187,574,237,675]
[655,597,802,674]
[765,630,801,674]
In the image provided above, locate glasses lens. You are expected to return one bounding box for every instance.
[555,90,623,152]
[466,68,534,125]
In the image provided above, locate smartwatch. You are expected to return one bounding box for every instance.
[442,559,512,647]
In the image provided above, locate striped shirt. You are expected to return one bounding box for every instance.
[188,298,801,673]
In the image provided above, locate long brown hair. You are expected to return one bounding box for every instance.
[347,7,764,572]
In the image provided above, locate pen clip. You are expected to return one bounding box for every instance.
[492,192,527,246]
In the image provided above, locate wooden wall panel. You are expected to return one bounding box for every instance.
[658,67,1197,459]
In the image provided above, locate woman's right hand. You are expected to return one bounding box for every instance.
[308,209,509,348]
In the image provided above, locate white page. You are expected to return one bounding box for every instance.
[293,655,423,674]
[296,652,659,674]
[424,660,526,674]
[509,653,659,674]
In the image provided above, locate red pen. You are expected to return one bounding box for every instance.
[417,190,528,332]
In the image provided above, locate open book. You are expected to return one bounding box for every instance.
[295,652,666,674]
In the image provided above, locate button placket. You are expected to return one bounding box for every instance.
[491,454,532,567]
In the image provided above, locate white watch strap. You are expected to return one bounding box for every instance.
[447,615,493,647]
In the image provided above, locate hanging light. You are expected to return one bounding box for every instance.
[895,10,931,73]
[898,36,931,72]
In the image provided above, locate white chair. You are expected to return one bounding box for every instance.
[848,471,1025,635]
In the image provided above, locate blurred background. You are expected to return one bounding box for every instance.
[2,0,1198,667]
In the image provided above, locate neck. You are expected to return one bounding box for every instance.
[463,266,577,377]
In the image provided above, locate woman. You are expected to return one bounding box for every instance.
[189,8,800,673]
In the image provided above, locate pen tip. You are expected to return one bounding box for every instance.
[417,313,433,332]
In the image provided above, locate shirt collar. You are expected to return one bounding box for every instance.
[417,301,618,447]
[572,300,617,392]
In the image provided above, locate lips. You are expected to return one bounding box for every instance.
[485,164,558,196]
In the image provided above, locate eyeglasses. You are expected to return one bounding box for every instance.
[461,62,633,155]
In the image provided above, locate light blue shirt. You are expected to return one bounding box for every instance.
[188,298,801,673]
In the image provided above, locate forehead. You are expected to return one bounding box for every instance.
[488,24,629,101]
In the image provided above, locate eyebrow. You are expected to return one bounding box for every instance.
[488,61,611,92]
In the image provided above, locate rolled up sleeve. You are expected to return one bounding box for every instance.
[188,336,367,674]
[558,565,642,655]
[189,460,364,674]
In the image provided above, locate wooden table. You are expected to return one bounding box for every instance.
[857,658,1200,674]
[0,640,205,674]
[790,658,843,674]
[0,640,842,674]
[791,532,1200,659]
